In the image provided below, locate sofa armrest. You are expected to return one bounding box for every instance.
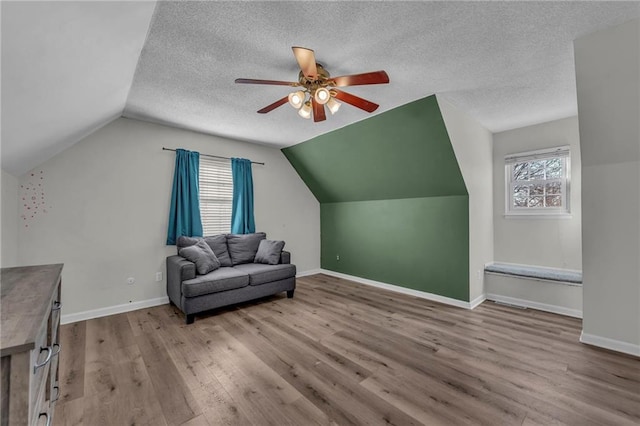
[166,255,196,305]
[167,255,197,281]
[279,250,291,264]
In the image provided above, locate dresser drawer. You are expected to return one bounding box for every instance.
[29,323,54,425]
[47,349,60,407]
[31,377,49,426]
[50,298,61,348]
[47,287,61,408]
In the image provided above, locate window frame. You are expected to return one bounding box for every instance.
[198,156,233,235]
[504,146,571,218]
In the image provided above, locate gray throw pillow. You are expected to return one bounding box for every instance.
[178,240,220,275]
[203,234,232,267]
[254,240,285,265]
[176,236,201,254]
[226,232,266,265]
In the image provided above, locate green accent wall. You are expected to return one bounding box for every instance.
[321,197,469,299]
[283,95,470,301]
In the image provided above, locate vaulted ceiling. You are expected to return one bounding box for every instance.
[2,1,639,176]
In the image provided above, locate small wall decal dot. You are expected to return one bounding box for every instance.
[20,170,50,228]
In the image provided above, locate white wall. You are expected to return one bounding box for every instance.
[493,117,582,270]
[438,96,494,303]
[16,118,320,318]
[575,19,640,355]
[1,169,19,267]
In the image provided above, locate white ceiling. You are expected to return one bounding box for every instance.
[2,1,639,176]
[1,1,155,176]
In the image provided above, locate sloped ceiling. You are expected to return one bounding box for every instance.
[1,1,155,176]
[2,1,639,176]
[282,96,466,203]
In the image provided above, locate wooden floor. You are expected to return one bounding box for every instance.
[54,274,640,426]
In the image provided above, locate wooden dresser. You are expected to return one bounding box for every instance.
[1,264,63,426]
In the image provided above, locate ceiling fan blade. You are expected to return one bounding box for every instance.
[235,78,299,87]
[257,96,289,114]
[333,89,379,113]
[292,46,318,79]
[329,71,390,87]
[312,98,326,122]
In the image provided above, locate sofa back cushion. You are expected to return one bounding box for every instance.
[226,232,266,265]
[178,240,220,275]
[203,234,233,267]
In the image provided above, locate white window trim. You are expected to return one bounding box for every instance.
[504,145,571,218]
[199,156,233,235]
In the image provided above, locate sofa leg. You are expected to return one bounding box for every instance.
[186,314,195,325]
[286,290,294,299]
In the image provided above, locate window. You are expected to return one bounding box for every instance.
[199,157,233,234]
[505,146,570,216]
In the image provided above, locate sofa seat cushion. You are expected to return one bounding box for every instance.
[182,267,249,298]
[232,263,296,286]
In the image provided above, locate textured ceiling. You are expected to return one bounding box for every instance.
[125,1,639,146]
[2,1,639,176]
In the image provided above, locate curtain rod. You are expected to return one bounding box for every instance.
[162,147,265,165]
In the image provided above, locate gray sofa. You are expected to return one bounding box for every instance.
[166,232,296,324]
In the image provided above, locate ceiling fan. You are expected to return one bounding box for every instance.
[235,46,390,122]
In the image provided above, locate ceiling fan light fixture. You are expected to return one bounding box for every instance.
[298,101,312,119]
[235,46,389,122]
[314,87,331,105]
[288,91,305,109]
[327,97,341,114]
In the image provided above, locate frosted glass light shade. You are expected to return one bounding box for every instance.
[327,97,341,114]
[298,102,312,119]
[288,91,305,109]
[314,88,330,105]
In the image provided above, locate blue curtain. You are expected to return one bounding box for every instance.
[231,157,256,234]
[166,149,203,245]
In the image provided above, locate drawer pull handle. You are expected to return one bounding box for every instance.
[33,346,52,373]
[52,301,62,311]
[51,343,61,357]
[38,412,51,426]
[52,385,61,403]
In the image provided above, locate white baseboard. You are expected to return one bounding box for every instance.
[580,331,640,357]
[297,268,323,277]
[61,296,169,325]
[485,293,582,318]
[59,270,327,324]
[319,269,483,310]
[469,293,487,309]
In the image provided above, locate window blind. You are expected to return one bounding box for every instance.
[199,156,232,235]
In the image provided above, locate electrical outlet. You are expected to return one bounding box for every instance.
[156,271,163,282]
[476,270,482,281]
[336,254,340,261]
[127,277,135,285]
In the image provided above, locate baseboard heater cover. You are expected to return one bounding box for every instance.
[493,300,528,309]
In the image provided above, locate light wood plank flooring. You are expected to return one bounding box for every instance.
[54,274,640,425]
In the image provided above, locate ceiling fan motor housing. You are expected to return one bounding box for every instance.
[299,63,332,99]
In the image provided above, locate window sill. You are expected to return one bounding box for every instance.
[503,213,573,220]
